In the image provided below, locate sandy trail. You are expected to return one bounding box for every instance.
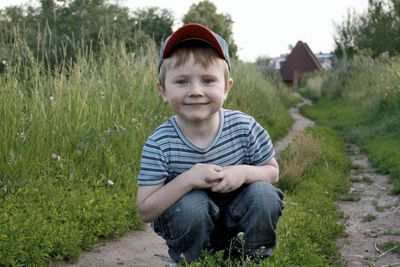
[336,145,400,266]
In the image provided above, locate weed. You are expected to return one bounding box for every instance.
[372,200,393,212]
[361,214,376,222]
[278,131,323,192]
[382,231,400,236]
[349,176,374,184]
[377,241,400,255]
[339,191,361,202]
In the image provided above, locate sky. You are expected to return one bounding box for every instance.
[0,0,369,62]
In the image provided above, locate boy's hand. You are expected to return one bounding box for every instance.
[211,165,247,193]
[186,163,223,190]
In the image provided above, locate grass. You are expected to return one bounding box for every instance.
[0,37,294,265]
[377,241,400,256]
[361,214,376,222]
[277,131,323,192]
[186,126,351,266]
[300,55,400,194]
[349,176,374,184]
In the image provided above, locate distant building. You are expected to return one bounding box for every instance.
[279,41,324,87]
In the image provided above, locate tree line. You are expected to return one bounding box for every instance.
[0,0,237,71]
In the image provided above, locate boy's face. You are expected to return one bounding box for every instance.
[157,54,233,124]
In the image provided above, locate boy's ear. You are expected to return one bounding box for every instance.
[157,82,168,102]
[224,78,233,99]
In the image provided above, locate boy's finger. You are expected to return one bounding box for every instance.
[205,176,223,182]
[211,165,223,171]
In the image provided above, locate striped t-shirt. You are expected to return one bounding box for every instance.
[138,108,275,186]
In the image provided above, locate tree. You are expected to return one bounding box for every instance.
[182,0,238,59]
[132,7,174,47]
[334,0,400,58]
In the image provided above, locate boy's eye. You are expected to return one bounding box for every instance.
[176,79,188,85]
[202,79,213,85]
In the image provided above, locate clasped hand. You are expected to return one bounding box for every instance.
[188,163,246,193]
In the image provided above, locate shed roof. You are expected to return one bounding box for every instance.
[280,41,323,82]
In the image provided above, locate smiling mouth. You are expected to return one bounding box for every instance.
[184,103,209,106]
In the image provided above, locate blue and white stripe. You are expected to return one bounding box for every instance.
[138,108,274,186]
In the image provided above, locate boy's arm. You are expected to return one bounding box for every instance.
[137,163,223,222]
[211,157,279,193]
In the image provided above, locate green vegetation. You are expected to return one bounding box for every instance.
[334,0,400,58]
[0,32,292,264]
[361,214,376,222]
[269,127,350,266]
[187,127,351,266]
[377,241,400,256]
[302,55,400,194]
[349,176,374,184]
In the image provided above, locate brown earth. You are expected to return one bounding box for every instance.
[55,95,400,266]
[336,145,400,266]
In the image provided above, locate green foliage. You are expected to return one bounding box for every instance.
[0,1,174,69]
[225,61,293,140]
[334,0,400,58]
[298,71,327,100]
[278,132,323,192]
[0,32,292,264]
[269,127,350,266]
[377,241,400,255]
[185,126,350,266]
[301,55,400,194]
[182,0,238,59]
[0,40,162,265]
[132,7,174,46]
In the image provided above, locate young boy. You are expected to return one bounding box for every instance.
[136,23,284,263]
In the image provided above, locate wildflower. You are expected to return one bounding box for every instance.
[237,232,246,243]
[107,179,114,186]
[52,153,61,161]
[49,95,54,102]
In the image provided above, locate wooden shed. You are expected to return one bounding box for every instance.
[280,41,323,87]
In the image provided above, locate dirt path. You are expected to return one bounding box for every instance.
[336,145,400,266]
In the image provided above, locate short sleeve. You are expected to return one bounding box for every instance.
[246,117,275,165]
[138,137,169,186]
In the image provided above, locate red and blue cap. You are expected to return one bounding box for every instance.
[158,23,231,73]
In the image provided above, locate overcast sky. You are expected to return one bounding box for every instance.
[0,0,369,62]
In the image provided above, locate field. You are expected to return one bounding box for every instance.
[0,41,293,265]
[2,38,399,266]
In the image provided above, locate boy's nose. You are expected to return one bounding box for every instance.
[189,83,204,96]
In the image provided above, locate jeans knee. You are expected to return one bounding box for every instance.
[165,190,219,237]
[242,182,284,216]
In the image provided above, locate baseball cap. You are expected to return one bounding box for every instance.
[158,23,231,73]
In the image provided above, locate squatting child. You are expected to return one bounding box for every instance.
[136,23,284,263]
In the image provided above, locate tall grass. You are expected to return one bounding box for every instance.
[301,54,400,193]
[277,131,323,192]
[0,34,293,264]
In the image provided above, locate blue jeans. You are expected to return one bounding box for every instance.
[153,181,284,263]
